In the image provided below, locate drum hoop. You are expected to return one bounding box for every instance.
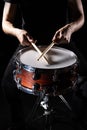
[15,45,78,71]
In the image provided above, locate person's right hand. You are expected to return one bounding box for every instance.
[15,29,35,46]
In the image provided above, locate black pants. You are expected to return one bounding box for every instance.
[71,76,87,127]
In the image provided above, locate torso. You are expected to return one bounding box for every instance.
[18,0,68,44]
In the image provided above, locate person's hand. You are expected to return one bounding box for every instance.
[15,29,35,46]
[52,24,72,45]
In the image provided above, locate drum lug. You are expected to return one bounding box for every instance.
[13,70,21,89]
[16,61,21,69]
[33,83,40,92]
[33,70,41,80]
[13,70,17,82]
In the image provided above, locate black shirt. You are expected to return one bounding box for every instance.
[4,0,68,44]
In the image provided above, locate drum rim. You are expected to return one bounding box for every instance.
[15,45,78,70]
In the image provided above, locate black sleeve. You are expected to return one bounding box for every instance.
[3,0,18,4]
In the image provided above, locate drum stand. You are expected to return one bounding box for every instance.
[25,90,72,130]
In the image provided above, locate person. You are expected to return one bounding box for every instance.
[1,0,86,130]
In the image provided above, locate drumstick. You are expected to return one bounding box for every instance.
[37,42,55,61]
[31,42,49,64]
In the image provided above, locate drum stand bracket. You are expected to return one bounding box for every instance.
[25,91,72,130]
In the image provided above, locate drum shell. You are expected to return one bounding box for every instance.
[13,46,78,95]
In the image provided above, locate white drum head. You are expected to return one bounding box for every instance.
[19,46,77,69]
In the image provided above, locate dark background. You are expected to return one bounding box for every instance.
[0,0,87,129]
[0,0,19,129]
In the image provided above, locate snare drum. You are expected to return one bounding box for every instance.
[13,46,78,95]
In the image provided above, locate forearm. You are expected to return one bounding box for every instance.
[69,15,85,34]
[2,21,20,38]
[68,0,85,34]
[2,20,35,46]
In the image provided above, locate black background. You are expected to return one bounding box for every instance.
[0,0,87,129]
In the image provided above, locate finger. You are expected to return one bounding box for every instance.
[58,31,62,38]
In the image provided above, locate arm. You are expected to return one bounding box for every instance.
[67,0,85,33]
[2,2,35,46]
[52,0,85,44]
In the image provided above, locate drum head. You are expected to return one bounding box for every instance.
[16,46,77,69]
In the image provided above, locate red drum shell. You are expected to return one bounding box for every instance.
[14,46,78,95]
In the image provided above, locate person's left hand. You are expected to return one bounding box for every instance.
[52,24,72,44]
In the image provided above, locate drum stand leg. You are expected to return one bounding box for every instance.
[58,95,72,111]
[25,93,54,130]
[25,92,45,125]
[40,94,72,130]
[25,92,72,130]
[40,94,53,130]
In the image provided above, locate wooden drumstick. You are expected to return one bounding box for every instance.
[37,42,55,61]
[31,42,49,64]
